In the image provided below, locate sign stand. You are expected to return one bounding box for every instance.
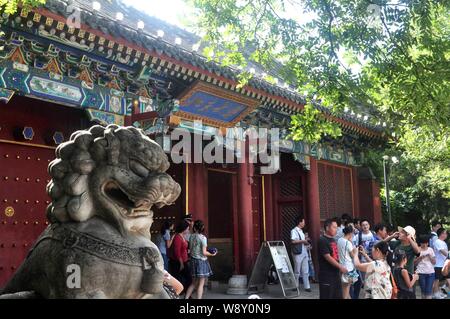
[247,241,299,298]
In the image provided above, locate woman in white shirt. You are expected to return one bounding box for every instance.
[415,235,436,299]
[337,224,358,299]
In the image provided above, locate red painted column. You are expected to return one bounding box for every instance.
[194,163,208,229]
[237,144,255,275]
[186,162,195,215]
[263,175,274,241]
[124,115,133,126]
[232,174,241,274]
[186,163,208,223]
[307,157,321,274]
[273,177,280,240]
[372,180,382,224]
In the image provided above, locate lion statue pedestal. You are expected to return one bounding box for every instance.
[0,125,181,299]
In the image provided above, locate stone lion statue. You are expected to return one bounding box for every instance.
[0,125,181,298]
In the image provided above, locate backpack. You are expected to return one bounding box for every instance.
[291,228,304,255]
[267,264,279,285]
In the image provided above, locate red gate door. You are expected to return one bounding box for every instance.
[274,155,306,252]
[0,143,53,287]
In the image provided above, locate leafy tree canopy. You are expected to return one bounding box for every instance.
[2,1,449,222]
[0,0,46,14]
[185,0,450,218]
[187,0,449,139]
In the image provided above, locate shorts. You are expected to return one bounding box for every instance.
[190,258,213,278]
[341,269,359,284]
[435,267,444,281]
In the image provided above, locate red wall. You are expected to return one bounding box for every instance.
[207,170,233,238]
[358,178,382,225]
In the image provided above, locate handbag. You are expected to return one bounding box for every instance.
[292,229,303,255]
[390,271,398,299]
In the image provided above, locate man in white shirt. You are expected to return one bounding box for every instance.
[430,220,442,250]
[291,216,311,292]
[352,219,376,262]
[433,228,448,299]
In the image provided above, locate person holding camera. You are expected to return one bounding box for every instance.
[291,216,311,292]
[353,241,393,299]
[414,235,436,299]
[184,220,217,299]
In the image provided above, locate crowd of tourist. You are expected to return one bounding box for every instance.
[290,215,450,299]
[155,214,217,299]
[155,212,448,300]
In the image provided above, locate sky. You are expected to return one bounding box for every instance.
[122,0,315,30]
[121,0,363,74]
[123,0,193,29]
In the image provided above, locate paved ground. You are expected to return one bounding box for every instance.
[201,282,450,299]
[202,282,320,299]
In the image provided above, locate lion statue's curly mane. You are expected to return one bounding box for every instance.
[1,125,181,299]
[46,124,180,236]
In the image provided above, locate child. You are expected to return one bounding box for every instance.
[393,250,419,299]
[415,235,436,299]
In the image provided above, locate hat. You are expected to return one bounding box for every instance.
[184,213,193,221]
[398,226,416,240]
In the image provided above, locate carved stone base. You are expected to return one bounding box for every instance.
[226,275,248,295]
